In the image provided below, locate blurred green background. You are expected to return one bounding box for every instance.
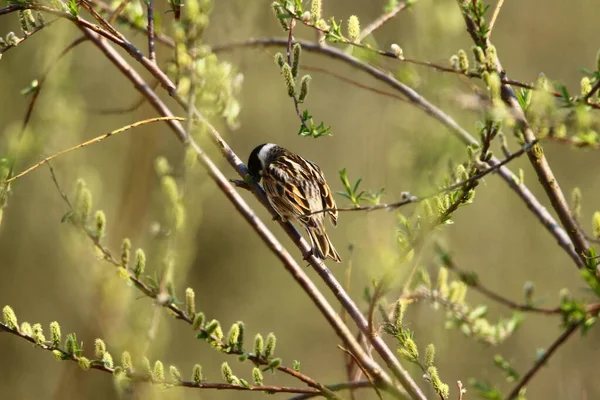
[2,0,600,398]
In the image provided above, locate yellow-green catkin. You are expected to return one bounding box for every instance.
[169,365,182,382]
[581,76,592,97]
[49,321,61,348]
[133,249,146,278]
[310,0,322,20]
[2,305,18,329]
[252,367,263,385]
[32,323,45,345]
[264,333,276,358]
[221,362,234,383]
[457,49,469,74]
[192,364,203,384]
[95,210,106,238]
[592,211,600,238]
[571,187,582,220]
[291,43,301,78]
[281,63,296,97]
[185,288,196,316]
[254,333,264,357]
[120,238,131,268]
[94,338,106,358]
[347,15,360,42]
[299,75,311,102]
[153,360,165,382]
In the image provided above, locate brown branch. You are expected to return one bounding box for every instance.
[0,320,349,396]
[505,323,580,399]
[146,0,156,62]
[338,345,384,400]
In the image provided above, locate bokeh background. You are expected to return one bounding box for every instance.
[2,0,600,399]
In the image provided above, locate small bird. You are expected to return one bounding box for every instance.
[247,143,341,263]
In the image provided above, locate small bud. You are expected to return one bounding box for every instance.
[185,288,196,317]
[524,281,535,304]
[267,357,282,369]
[302,11,311,22]
[32,323,45,345]
[310,0,322,20]
[221,362,234,383]
[23,10,36,27]
[52,350,64,360]
[65,334,77,354]
[36,11,46,26]
[293,360,301,371]
[425,343,435,367]
[192,312,205,330]
[457,49,469,74]
[299,75,311,102]
[78,356,91,370]
[264,332,276,359]
[486,45,498,70]
[20,322,32,336]
[291,43,301,78]
[6,32,18,46]
[281,63,296,97]
[192,364,203,384]
[94,210,106,238]
[133,249,146,278]
[169,365,182,382]
[274,52,285,69]
[2,305,18,330]
[205,319,221,336]
[593,211,600,238]
[390,43,403,59]
[19,11,30,34]
[450,55,459,70]
[347,15,360,42]
[227,323,240,348]
[252,367,263,385]
[153,360,165,382]
[254,333,264,357]
[94,338,106,358]
[49,321,61,348]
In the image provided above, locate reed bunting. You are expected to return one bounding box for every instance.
[248,143,341,263]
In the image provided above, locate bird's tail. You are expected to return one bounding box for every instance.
[307,227,341,263]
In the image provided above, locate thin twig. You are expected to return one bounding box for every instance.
[457,381,465,400]
[107,0,131,23]
[146,0,156,62]
[92,80,160,114]
[0,17,58,55]
[5,117,185,184]
[434,243,561,315]
[488,0,504,36]
[300,140,537,216]
[505,323,581,399]
[338,345,384,400]
[357,0,410,42]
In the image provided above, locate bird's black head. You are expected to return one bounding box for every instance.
[247,143,268,182]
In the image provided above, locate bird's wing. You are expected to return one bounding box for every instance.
[304,159,338,226]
